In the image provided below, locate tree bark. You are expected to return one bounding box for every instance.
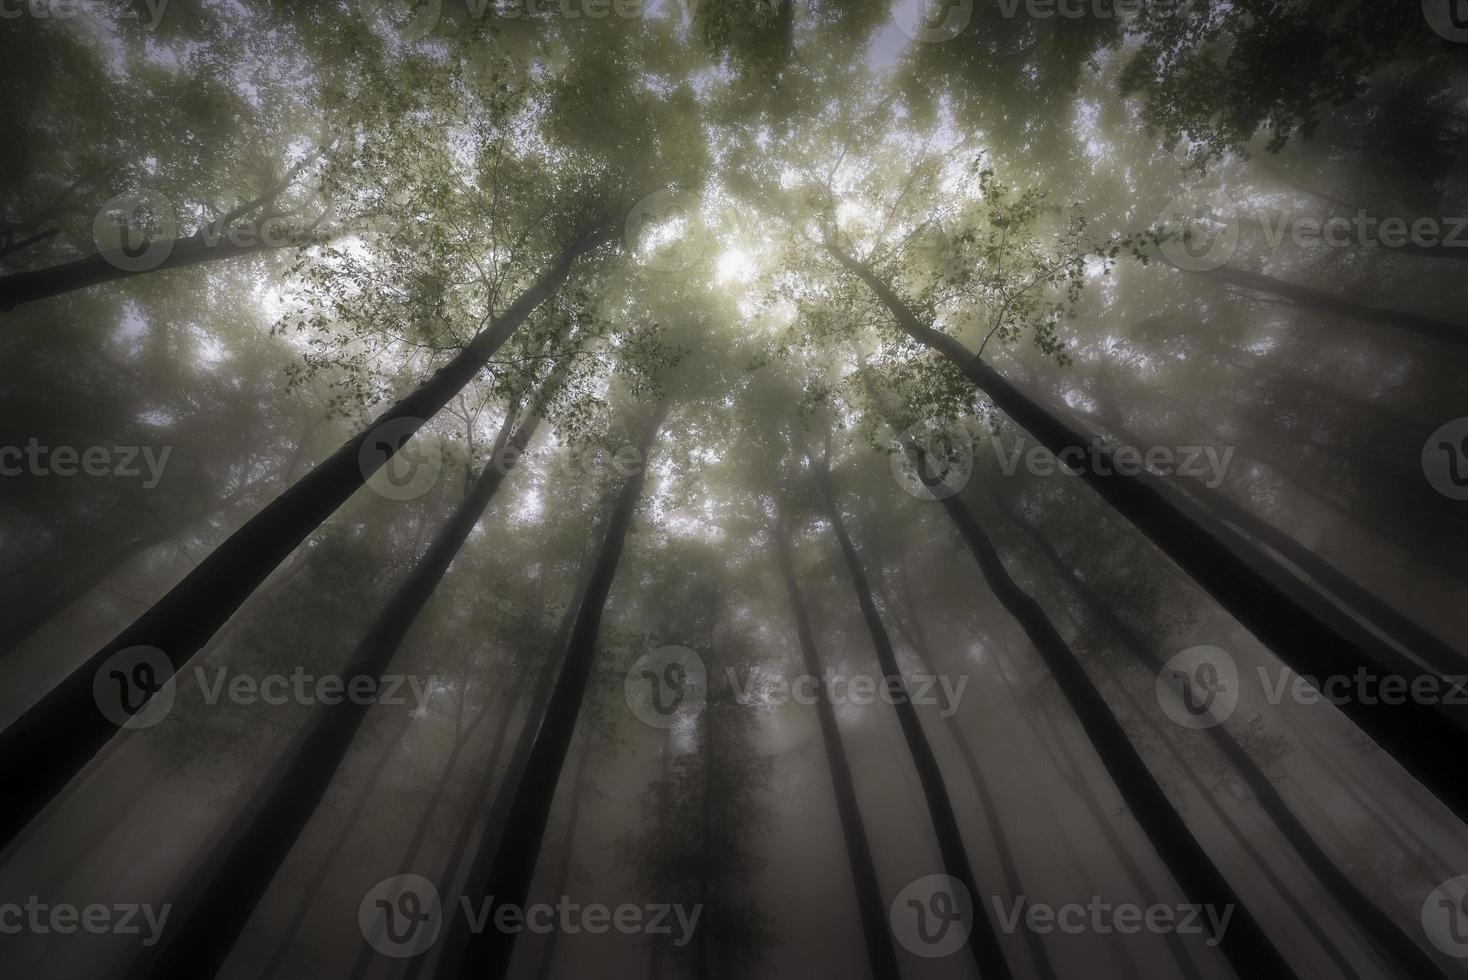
[0,222,613,852]
[911,450,1299,979]
[771,516,900,980]
[439,399,670,980]
[533,732,595,980]
[124,398,551,980]
[810,455,1013,980]
[824,238,1468,824]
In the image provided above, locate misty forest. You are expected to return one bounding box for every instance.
[1,1,1467,978]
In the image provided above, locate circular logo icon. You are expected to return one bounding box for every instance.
[360,874,443,958]
[890,874,973,958]
[93,190,178,273]
[1424,0,1468,42]
[890,421,974,500]
[359,417,444,501]
[1156,645,1239,729]
[1423,875,1468,957]
[1157,189,1239,272]
[1423,418,1468,500]
[359,0,442,40]
[624,189,707,274]
[93,645,176,730]
[625,646,707,729]
[891,0,973,43]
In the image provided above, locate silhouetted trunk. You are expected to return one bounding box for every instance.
[534,732,595,980]
[770,516,900,980]
[253,709,415,979]
[824,239,1468,825]
[439,399,670,980]
[647,733,674,980]
[909,450,1299,980]
[0,221,613,852]
[125,397,553,980]
[883,570,1054,980]
[1197,265,1468,348]
[993,484,1454,976]
[810,455,1013,980]
[698,691,716,980]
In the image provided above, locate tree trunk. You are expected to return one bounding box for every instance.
[252,708,415,979]
[1196,265,1468,348]
[810,456,1013,980]
[124,397,552,980]
[438,399,670,980]
[0,222,613,852]
[533,732,595,980]
[770,517,901,980]
[910,450,1299,979]
[824,239,1468,824]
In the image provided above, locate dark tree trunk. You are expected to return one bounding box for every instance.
[824,240,1468,824]
[770,517,901,980]
[910,450,1299,979]
[810,456,1013,980]
[992,486,1455,977]
[124,400,551,980]
[0,222,613,852]
[534,732,595,980]
[439,400,670,980]
[1197,265,1468,348]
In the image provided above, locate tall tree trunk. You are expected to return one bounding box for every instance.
[809,456,1013,980]
[438,399,670,980]
[533,731,595,980]
[770,516,901,980]
[253,708,415,980]
[882,568,1055,980]
[907,449,1300,980]
[1196,265,1468,348]
[125,396,553,980]
[992,485,1455,977]
[0,222,613,852]
[647,732,674,980]
[824,239,1468,824]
